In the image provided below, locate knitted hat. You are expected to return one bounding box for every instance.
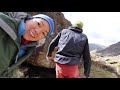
[72,21,83,29]
[33,14,54,35]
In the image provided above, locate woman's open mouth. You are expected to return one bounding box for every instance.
[30,31,35,38]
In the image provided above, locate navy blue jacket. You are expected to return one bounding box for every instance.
[47,26,91,76]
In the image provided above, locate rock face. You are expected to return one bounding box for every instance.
[98,41,120,56]
[26,12,72,68]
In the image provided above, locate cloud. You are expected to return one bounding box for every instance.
[62,12,120,46]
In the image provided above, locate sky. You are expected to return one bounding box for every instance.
[62,12,120,47]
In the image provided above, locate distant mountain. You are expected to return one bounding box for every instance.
[89,43,106,51]
[98,41,120,56]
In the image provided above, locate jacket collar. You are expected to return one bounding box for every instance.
[18,19,26,41]
[68,26,83,33]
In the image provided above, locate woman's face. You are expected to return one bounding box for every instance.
[23,18,50,41]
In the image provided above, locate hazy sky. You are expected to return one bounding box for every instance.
[62,12,120,46]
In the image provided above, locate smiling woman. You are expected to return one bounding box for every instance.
[0,12,55,77]
[24,18,50,41]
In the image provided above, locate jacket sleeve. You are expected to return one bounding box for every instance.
[2,12,28,21]
[82,38,91,77]
[46,32,61,57]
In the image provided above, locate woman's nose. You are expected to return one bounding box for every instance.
[35,28,41,34]
[30,29,40,37]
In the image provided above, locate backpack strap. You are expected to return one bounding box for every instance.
[0,18,17,41]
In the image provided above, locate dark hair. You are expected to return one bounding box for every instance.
[24,15,34,22]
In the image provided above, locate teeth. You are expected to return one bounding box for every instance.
[30,31,35,38]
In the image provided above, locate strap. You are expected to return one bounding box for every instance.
[0,18,17,40]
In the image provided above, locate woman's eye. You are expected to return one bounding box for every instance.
[42,32,46,37]
[37,22,40,26]
[36,21,41,27]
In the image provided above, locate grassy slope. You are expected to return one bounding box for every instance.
[79,62,118,78]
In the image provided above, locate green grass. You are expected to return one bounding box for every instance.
[79,62,118,78]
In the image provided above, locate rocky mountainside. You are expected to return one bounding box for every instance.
[98,41,120,56]
[89,43,106,51]
[26,12,72,68]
